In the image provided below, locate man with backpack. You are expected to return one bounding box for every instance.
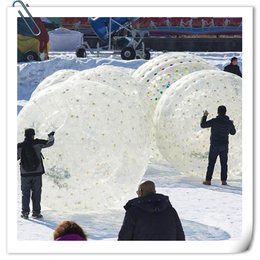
[17,128,55,219]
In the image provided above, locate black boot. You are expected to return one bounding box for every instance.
[32,211,43,219]
[21,212,29,219]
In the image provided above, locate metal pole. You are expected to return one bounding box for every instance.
[83,40,94,54]
[97,42,100,57]
[108,18,112,51]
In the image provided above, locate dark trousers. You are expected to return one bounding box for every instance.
[206,143,229,181]
[21,175,42,214]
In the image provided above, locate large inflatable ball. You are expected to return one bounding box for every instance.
[154,70,242,179]
[133,53,218,119]
[106,66,135,76]
[31,69,78,98]
[18,80,150,211]
[32,66,146,121]
[133,53,218,160]
[67,65,145,109]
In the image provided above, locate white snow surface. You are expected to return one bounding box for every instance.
[17,51,242,241]
[17,159,242,241]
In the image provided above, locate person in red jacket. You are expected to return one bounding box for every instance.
[118,181,185,240]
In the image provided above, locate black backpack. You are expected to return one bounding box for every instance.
[20,140,40,172]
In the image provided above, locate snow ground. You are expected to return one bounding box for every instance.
[17,158,242,241]
[17,51,242,241]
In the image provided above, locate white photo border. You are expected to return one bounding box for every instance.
[7,6,253,253]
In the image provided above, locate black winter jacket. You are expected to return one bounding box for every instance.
[17,136,54,177]
[118,193,185,240]
[200,115,236,144]
[224,63,242,77]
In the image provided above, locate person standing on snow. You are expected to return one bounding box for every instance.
[200,106,236,186]
[118,181,185,240]
[224,57,242,77]
[17,128,55,219]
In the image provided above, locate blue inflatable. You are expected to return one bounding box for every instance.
[89,17,139,43]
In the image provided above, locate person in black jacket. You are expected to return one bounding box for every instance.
[224,57,242,77]
[118,181,185,240]
[17,128,55,219]
[200,106,236,185]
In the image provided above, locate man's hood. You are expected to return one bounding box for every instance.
[24,137,34,142]
[124,193,171,213]
[216,115,230,122]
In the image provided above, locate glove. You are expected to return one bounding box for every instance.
[48,131,55,137]
[203,110,209,117]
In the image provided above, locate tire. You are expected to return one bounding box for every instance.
[76,48,87,58]
[24,51,38,62]
[121,47,136,60]
[142,50,150,60]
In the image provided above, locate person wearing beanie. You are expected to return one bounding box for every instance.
[224,57,242,77]
[17,128,55,219]
[54,221,88,241]
[200,106,236,185]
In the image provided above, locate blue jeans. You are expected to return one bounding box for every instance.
[21,175,42,214]
[206,143,229,181]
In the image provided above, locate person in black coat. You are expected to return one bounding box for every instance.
[200,106,236,185]
[17,128,55,219]
[118,181,185,241]
[224,57,242,77]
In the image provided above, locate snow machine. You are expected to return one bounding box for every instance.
[81,17,150,60]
